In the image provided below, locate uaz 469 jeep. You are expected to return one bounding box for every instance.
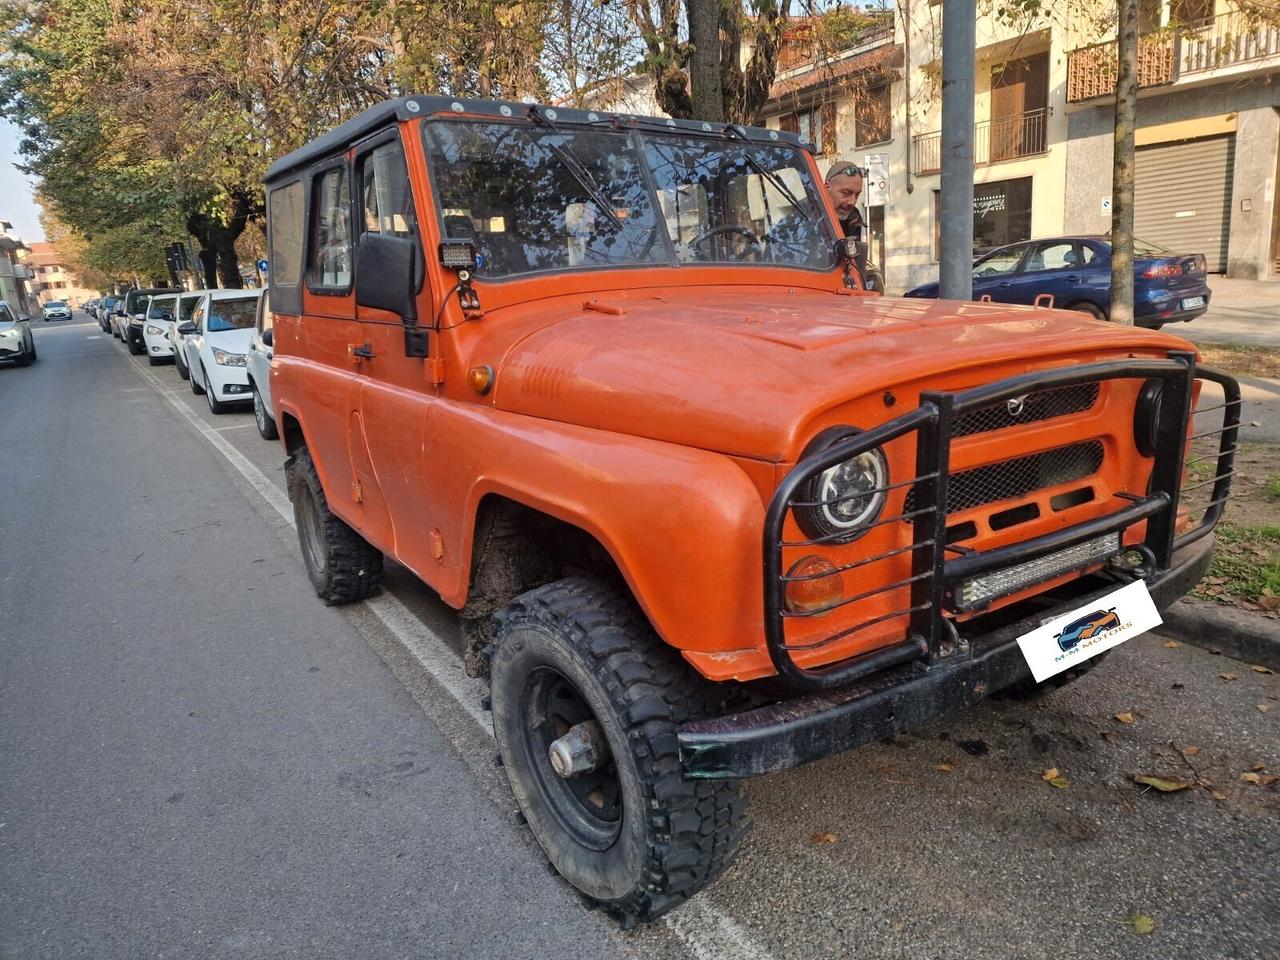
[263,97,1239,924]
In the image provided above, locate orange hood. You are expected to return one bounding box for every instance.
[487,287,1185,462]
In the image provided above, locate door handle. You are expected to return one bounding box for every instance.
[1065,275,1081,284]
[351,342,374,361]
[998,281,1012,288]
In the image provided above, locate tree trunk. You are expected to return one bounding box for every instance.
[1110,0,1139,325]
[688,0,723,122]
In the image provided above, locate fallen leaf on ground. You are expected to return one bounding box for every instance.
[1211,791,1228,801]
[1239,772,1262,784]
[1132,914,1157,935]
[1219,673,1239,681]
[1181,746,1200,756]
[1162,639,1181,648]
[1042,768,1069,788]
[1260,774,1280,786]
[1252,762,1267,771]
[1252,665,1275,674]
[1134,774,1194,792]
[810,831,839,844]
[935,762,954,773]
[1260,704,1273,713]
[1259,597,1280,612]
[1114,711,1137,724]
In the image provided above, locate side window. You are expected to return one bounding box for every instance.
[178,296,199,324]
[1027,241,1077,272]
[268,181,305,287]
[191,299,207,332]
[0,305,14,323]
[974,244,1027,277]
[1078,243,1100,265]
[359,141,417,239]
[257,292,274,334]
[308,165,352,290]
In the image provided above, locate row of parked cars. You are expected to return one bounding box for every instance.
[89,287,277,438]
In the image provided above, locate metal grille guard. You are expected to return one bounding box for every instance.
[763,350,1241,692]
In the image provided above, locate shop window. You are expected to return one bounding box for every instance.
[974,178,1033,253]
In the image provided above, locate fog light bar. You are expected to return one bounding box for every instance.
[955,532,1121,611]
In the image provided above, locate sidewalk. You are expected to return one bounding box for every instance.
[1180,277,1280,347]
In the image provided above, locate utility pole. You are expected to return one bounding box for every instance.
[1110,0,1139,324]
[938,0,976,300]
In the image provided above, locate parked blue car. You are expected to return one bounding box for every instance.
[904,236,1212,329]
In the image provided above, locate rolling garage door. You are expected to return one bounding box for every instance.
[1135,134,1234,272]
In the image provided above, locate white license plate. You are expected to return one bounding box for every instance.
[1181,296,1205,310]
[1015,580,1162,683]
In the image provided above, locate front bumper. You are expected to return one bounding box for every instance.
[679,535,1213,779]
[144,327,174,357]
[204,362,251,401]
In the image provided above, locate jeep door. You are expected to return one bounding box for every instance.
[297,157,391,542]
[348,133,435,571]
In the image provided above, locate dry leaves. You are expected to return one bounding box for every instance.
[1134,774,1194,792]
[1181,745,1201,757]
[809,831,839,844]
[1219,673,1239,681]
[1252,665,1275,674]
[1042,768,1070,789]
[1131,914,1157,935]
[1162,639,1181,648]
[1260,704,1273,713]
[1240,772,1262,784]
[935,762,955,774]
[1114,711,1137,724]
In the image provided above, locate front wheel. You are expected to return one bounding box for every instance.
[490,578,747,926]
[174,347,190,381]
[1067,301,1106,321]
[203,365,227,414]
[286,447,383,604]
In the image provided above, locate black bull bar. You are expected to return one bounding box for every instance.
[678,351,1240,779]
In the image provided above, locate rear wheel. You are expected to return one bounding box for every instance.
[252,383,279,440]
[286,447,383,604]
[490,577,747,926]
[126,333,143,356]
[1067,301,1106,321]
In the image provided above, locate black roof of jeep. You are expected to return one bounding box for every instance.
[264,95,811,184]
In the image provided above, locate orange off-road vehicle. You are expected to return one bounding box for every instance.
[263,96,1239,924]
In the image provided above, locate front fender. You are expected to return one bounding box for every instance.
[425,404,767,668]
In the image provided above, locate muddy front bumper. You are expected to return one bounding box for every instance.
[678,535,1211,779]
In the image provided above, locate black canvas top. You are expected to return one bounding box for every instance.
[263,95,810,184]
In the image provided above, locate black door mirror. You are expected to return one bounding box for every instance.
[158,312,174,322]
[355,233,418,322]
[177,322,197,335]
[261,328,273,347]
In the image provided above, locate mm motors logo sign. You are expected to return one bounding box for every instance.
[1016,580,1162,683]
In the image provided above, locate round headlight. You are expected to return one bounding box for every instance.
[795,428,889,544]
[1133,379,1163,458]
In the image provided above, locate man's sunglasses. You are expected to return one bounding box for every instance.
[826,165,867,181]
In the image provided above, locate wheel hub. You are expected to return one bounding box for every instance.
[547,719,609,778]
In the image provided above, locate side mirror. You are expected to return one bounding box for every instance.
[261,328,274,347]
[159,312,174,322]
[355,232,418,322]
[177,322,197,335]
[833,237,869,286]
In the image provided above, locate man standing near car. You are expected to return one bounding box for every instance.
[824,162,866,241]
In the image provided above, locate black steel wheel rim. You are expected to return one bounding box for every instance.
[254,388,266,431]
[297,485,326,575]
[519,666,622,851]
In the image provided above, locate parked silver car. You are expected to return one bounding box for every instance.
[245,289,277,440]
[0,301,37,366]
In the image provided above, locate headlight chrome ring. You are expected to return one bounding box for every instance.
[794,426,890,545]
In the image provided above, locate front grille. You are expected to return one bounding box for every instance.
[951,383,1099,437]
[908,440,1104,516]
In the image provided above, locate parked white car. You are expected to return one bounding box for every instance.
[0,301,36,365]
[142,293,179,365]
[167,291,204,381]
[41,300,71,321]
[179,289,262,414]
[245,289,278,440]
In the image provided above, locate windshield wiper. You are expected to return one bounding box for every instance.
[722,125,813,221]
[528,106,623,230]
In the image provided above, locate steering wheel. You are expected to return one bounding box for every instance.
[689,224,761,261]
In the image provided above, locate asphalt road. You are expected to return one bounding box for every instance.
[2,313,1277,960]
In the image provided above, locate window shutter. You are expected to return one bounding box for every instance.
[820,101,838,155]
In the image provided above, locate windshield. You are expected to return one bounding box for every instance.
[1133,237,1171,256]
[44,301,66,308]
[128,294,152,314]
[207,297,259,332]
[422,120,834,279]
[0,305,15,325]
[147,295,177,320]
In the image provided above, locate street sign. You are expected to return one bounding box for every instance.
[864,153,890,206]
[256,259,269,275]
[1100,196,1112,215]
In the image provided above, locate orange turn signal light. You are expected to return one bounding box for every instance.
[784,556,844,614]
[468,364,494,395]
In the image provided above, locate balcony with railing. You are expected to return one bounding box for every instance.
[911,107,1052,176]
[1067,9,1280,103]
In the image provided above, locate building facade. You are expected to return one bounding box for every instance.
[756,0,1279,291]
[0,220,39,318]
[28,241,98,307]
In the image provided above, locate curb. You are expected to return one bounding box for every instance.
[1161,600,1280,670]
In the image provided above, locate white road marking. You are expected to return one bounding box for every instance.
[212,422,256,432]
[86,335,102,340]
[117,343,777,960]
